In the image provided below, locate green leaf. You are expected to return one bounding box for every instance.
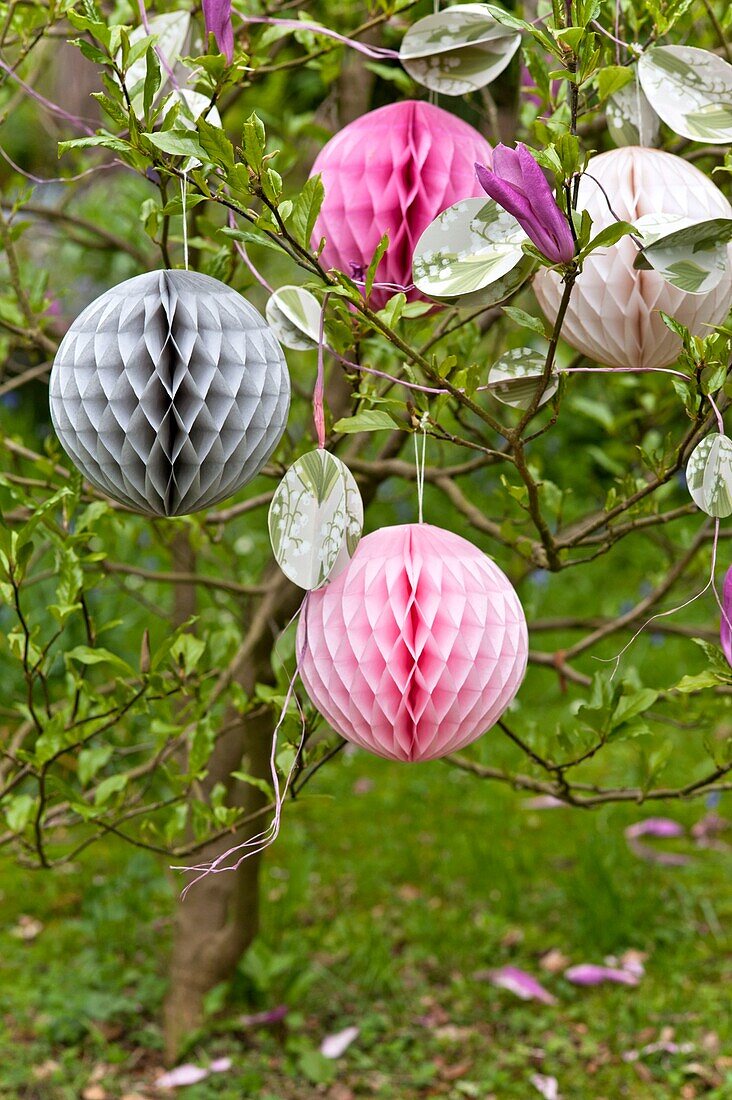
[142,47,161,119]
[365,233,389,297]
[66,646,135,676]
[612,687,658,729]
[502,305,548,337]
[78,744,114,787]
[231,771,274,797]
[4,793,34,832]
[197,115,235,169]
[597,65,633,102]
[584,220,637,255]
[243,112,266,172]
[94,773,128,806]
[675,670,726,693]
[289,174,323,249]
[333,411,399,434]
[143,129,206,158]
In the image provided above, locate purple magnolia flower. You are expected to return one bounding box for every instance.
[475,144,575,265]
[202,0,234,63]
[721,565,732,666]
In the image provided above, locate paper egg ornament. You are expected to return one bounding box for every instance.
[297,523,528,762]
[534,148,732,369]
[49,270,290,516]
[309,100,493,308]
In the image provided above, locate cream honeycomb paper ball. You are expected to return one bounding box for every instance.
[49,270,290,516]
[534,147,732,369]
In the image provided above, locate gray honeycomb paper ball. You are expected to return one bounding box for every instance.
[49,270,291,517]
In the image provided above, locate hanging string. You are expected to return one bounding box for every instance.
[413,413,428,524]
[598,518,719,679]
[707,391,725,435]
[180,171,189,271]
[313,293,330,449]
[236,15,400,59]
[177,595,310,897]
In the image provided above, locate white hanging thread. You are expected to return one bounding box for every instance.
[181,170,189,271]
[176,596,309,897]
[414,413,428,524]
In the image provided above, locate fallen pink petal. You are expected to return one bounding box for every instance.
[625,817,685,840]
[155,1064,209,1088]
[485,966,557,1005]
[155,1058,231,1088]
[531,1073,561,1099]
[320,1026,360,1059]
[564,964,640,987]
[239,1005,288,1028]
[692,813,729,847]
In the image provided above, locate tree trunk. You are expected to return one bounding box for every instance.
[163,703,274,1058]
[163,575,300,1061]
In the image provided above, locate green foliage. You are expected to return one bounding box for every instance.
[0,2,729,1083]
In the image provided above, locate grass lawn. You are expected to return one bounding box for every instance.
[0,721,730,1099]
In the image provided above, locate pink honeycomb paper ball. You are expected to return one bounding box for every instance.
[297,523,528,763]
[534,147,732,369]
[309,100,492,309]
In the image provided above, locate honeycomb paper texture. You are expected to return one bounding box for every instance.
[49,270,290,517]
[638,46,732,145]
[412,196,534,308]
[399,3,521,97]
[268,450,364,590]
[686,434,732,519]
[534,148,732,370]
[309,100,492,309]
[297,523,528,763]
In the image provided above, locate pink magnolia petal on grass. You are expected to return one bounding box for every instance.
[155,1065,209,1088]
[485,966,557,1005]
[239,1005,288,1028]
[155,1059,231,1088]
[624,817,684,840]
[524,795,565,809]
[320,1026,359,1059]
[531,1073,561,1100]
[564,964,639,987]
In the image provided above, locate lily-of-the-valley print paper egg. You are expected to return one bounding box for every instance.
[533,147,732,369]
[686,433,732,519]
[412,196,534,308]
[487,348,558,409]
[297,523,528,762]
[265,286,322,351]
[399,3,521,97]
[309,100,493,309]
[268,450,364,590]
[49,270,290,517]
[638,45,732,145]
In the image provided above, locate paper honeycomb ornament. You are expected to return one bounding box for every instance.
[297,523,528,763]
[49,270,290,516]
[309,100,493,308]
[534,147,732,369]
